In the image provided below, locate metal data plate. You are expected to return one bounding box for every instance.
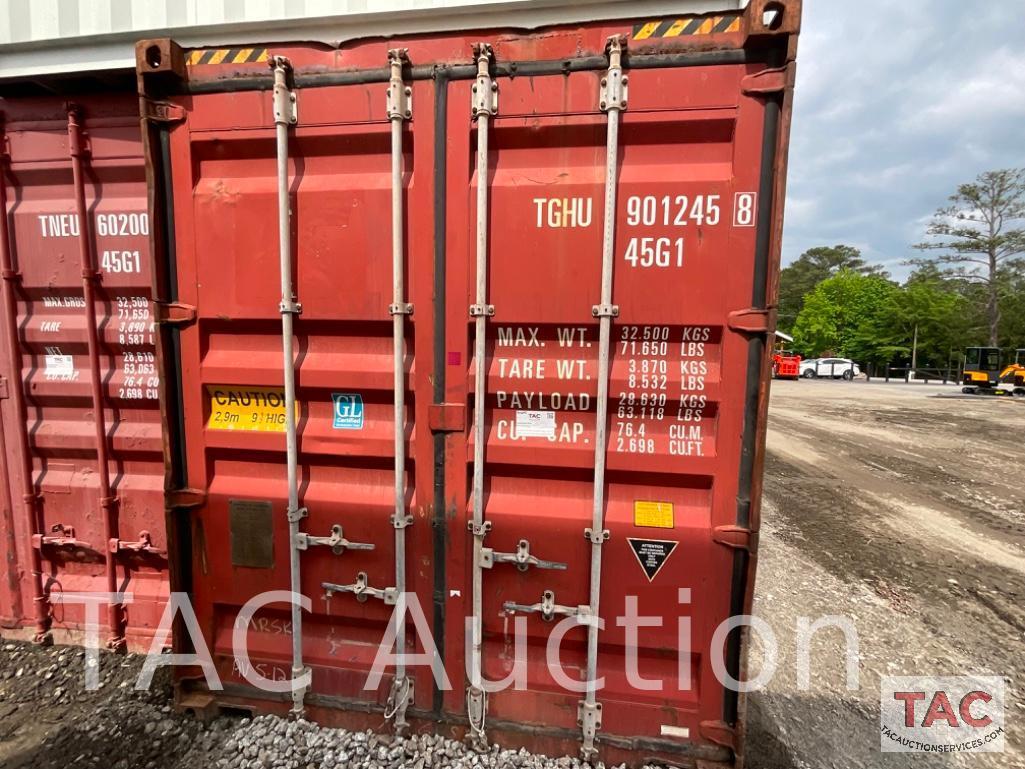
[229,499,274,568]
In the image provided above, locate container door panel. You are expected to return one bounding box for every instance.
[169,81,435,708]
[448,62,768,741]
[0,97,168,645]
[140,2,801,759]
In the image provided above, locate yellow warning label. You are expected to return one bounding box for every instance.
[634,500,675,529]
[187,48,269,66]
[632,15,741,40]
[207,386,296,433]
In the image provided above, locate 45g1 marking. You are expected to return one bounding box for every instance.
[101,250,142,274]
[623,236,684,268]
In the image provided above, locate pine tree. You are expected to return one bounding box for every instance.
[912,169,1025,346]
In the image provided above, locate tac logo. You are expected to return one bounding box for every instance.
[880,676,1005,753]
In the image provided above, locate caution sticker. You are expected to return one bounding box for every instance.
[627,538,679,582]
[207,386,295,432]
[634,500,675,529]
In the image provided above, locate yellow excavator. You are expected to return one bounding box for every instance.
[962,347,1025,395]
[998,348,1025,395]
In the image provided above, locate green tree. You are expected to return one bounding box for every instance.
[912,168,1025,346]
[777,245,884,332]
[883,272,972,368]
[791,270,900,367]
[998,269,1025,348]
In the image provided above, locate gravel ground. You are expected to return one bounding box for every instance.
[1,380,1022,768]
[0,645,629,769]
[747,380,1024,768]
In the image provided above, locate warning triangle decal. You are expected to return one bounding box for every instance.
[627,538,679,582]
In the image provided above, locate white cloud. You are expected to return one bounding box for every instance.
[900,47,1025,131]
[783,196,818,228]
[782,0,1025,282]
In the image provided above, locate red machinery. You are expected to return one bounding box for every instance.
[772,331,801,379]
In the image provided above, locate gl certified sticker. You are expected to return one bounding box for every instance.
[332,393,364,430]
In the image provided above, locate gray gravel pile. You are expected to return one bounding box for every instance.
[184,713,630,769]
[0,639,206,769]
[2,639,652,769]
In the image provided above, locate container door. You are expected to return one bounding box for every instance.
[445,51,770,748]
[163,78,436,712]
[0,96,168,646]
[140,0,800,757]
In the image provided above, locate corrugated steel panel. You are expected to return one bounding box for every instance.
[0,94,170,648]
[134,1,801,764]
[0,0,741,79]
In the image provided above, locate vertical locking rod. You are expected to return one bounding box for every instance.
[386,47,414,733]
[270,56,308,714]
[0,125,51,643]
[67,106,126,651]
[467,41,497,749]
[580,36,628,760]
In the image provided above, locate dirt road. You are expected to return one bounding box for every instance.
[748,380,1025,768]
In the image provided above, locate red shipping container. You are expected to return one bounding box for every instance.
[134,0,800,764]
[0,94,170,647]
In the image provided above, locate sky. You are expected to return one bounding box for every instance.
[782,0,1025,280]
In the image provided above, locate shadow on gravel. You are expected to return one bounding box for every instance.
[745,694,798,769]
[747,690,971,769]
[0,642,216,769]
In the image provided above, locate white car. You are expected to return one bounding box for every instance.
[800,357,861,380]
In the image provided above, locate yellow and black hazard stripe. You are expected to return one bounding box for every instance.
[187,48,269,66]
[632,15,741,40]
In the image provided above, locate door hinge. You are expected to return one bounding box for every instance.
[144,100,186,123]
[429,402,466,432]
[713,524,755,552]
[699,719,737,750]
[0,376,8,400]
[167,488,207,509]
[154,301,197,327]
[741,66,789,95]
[727,307,773,335]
